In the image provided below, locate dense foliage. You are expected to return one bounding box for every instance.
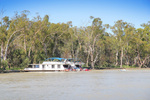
[0,11,150,70]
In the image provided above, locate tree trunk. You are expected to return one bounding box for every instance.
[71,42,74,58]
[90,52,94,69]
[28,47,31,58]
[1,43,4,68]
[52,38,57,56]
[4,29,24,60]
[1,42,4,61]
[120,47,123,68]
[126,55,129,66]
[137,55,148,68]
[86,51,90,67]
[44,43,47,57]
[133,56,138,66]
[24,35,26,54]
[137,53,142,68]
[91,61,94,69]
[139,63,142,68]
[126,42,129,66]
[75,48,79,61]
[115,50,118,66]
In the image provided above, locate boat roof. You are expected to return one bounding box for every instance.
[45,57,66,61]
[66,58,81,62]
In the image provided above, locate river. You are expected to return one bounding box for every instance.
[0,70,150,100]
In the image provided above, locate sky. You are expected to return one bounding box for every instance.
[0,0,150,28]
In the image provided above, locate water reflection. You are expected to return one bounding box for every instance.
[0,70,150,100]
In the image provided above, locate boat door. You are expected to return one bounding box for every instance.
[42,65,45,69]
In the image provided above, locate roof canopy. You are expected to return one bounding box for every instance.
[45,57,66,61]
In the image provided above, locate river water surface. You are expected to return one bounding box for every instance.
[0,70,150,100]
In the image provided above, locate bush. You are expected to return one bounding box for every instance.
[0,60,8,71]
[122,65,137,68]
[20,57,30,68]
[82,64,88,68]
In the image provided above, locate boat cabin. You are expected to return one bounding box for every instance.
[24,57,84,72]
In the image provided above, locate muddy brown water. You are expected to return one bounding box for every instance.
[0,70,150,100]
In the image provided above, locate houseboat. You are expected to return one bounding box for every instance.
[24,57,84,72]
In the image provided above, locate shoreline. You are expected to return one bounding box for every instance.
[1,68,150,73]
[93,68,150,70]
[0,70,25,73]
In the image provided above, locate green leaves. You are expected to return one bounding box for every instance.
[1,11,150,69]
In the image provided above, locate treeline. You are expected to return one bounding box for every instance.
[0,10,150,70]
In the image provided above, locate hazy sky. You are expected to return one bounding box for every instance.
[0,0,150,28]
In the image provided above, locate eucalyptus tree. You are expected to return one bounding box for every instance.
[100,32,116,67]
[0,16,10,61]
[72,26,85,60]
[46,22,71,57]
[59,26,77,58]
[123,24,135,66]
[131,22,150,68]
[5,11,32,68]
[10,10,30,54]
[0,10,30,69]
[111,20,128,68]
[82,17,105,69]
[0,16,10,69]
[0,15,24,61]
[28,14,50,63]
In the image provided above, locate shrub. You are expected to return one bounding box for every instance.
[0,60,8,71]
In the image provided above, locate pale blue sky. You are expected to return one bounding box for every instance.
[0,0,150,28]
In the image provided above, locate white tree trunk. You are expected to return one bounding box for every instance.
[86,50,90,67]
[115,50,118,66]
[120,47,123,68]
[4,29,24,60]
[1,42,4,61]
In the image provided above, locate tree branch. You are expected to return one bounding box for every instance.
[4,28,24,60]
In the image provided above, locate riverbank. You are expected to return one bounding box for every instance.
[1,68,150,73]
[0,70,25,73]
[90,67,150,71]
[98,68,150,70]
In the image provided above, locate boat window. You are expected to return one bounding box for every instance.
[42,65,44,68]
[52,65,55,68]
[28,65,32,68]
[57,65,60,68]
[63,65,69,68]
[34,65,39,68]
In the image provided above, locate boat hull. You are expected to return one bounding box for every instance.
[24,70,64,72]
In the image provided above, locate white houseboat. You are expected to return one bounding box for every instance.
[24,57,84,72]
